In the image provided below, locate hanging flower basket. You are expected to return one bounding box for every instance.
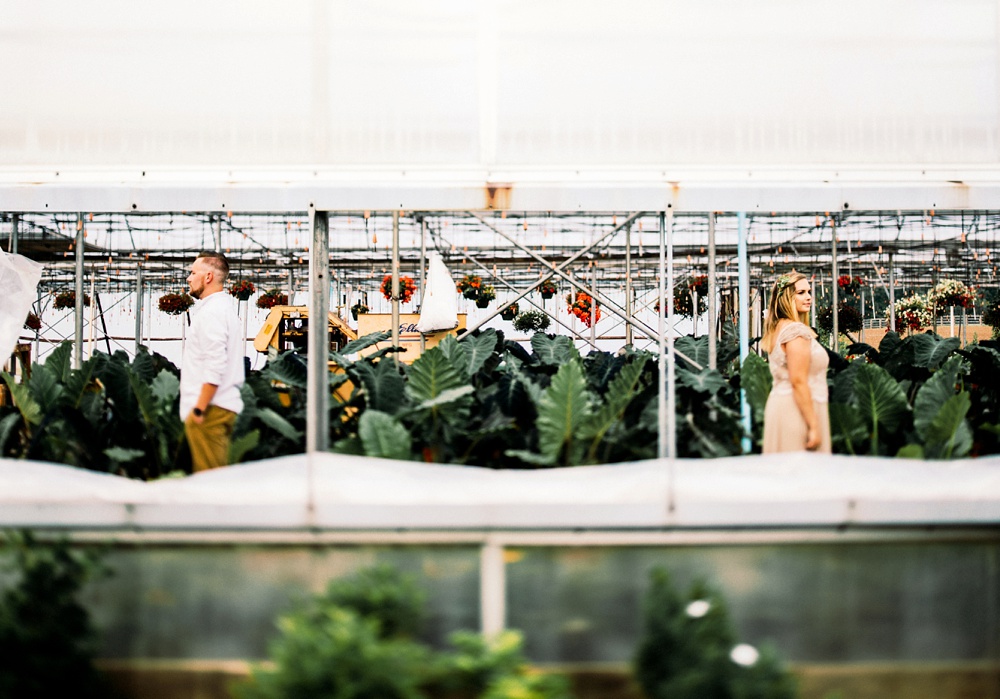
[837,275,864,298]
[887,293,933,333]
[256,289,289,310]
[567,291,601,327]
[24,312,41,331]
[671,275,709,317]
[351,302,370,320]
[381,275,417,303]
[500,303,519,321]
[475,284,496,308]
[928,279,974,313]
[53,290,91,310]
[817,301,863,334]
[229,279,256,301]
[513,310,551,333]
[538,279,557,299]
[457,274,483,300]
[158,292,195,316]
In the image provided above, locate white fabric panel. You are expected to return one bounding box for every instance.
[0,0,995,168]
[415,251,459,333]
[1,453,999,530]
[0,251,42,365]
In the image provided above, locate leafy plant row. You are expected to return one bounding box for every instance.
[3,327,998,475]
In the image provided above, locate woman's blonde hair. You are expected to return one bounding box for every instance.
[760,271,809,353]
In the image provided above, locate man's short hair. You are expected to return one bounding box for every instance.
[196,251,230,280]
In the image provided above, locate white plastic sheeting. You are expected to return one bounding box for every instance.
[1,453,998,530]
[416,251,459,333]
[0,251,42,364]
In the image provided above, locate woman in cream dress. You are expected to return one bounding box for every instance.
[760,272,831,453]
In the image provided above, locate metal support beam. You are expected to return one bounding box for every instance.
[625,222,633,346]
[307,207,330,454]
[135,264,143,355]
[666,210,677,463]
[391,211,400,361]
[707,212,717,369]
[737,212,751,454]
[74,213,85,369]
[9,213,18,254]
[213,215,222,253]
[888,252,896,333]
[657,212,668,461]
[831,217,839,348]
[480,537,505,639]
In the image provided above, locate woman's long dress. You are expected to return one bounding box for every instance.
[762,321,832,453]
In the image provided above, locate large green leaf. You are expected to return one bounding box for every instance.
[151,369,181,408]
[740,353,772,427]
[358,410,412,460]
[582,356,648,462]
[406,346,469,405]
[27,365,64,411]
[257,408,303,442]
[913,354,966,435]
[262,351,309,389]
[924,392,973,459]
[674,335,708,371]
[0,412,23,453]
[530,334,577,366]
[459,329,498,377]
[413,386,475,411]
[2,372,42,425]
[229,429,260,464]
[829,402,867,455]
[677,367,728,395]
[132,349,157,383]
[64,359,96,409]
[853,362,910,453]
[909,334,960,370]
[535,360,591,466]
[43,341,73,384]
[354,359,406,414]
[333,331,393,362]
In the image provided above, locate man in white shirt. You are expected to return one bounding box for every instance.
[181,251,245,472]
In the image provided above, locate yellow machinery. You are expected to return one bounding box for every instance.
[252,307,466,407]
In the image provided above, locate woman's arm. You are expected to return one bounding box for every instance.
[784,335,820,450]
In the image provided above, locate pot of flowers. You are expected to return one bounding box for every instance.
[671,275,709,317]
[887,293,932,334]
[351,302,369,321]
[513,310,551,333]
[538,279,557,299]
[158,292,195,316]
[500,302,519,321]
[567,291,601,327]
[457,274,483,301]
[817,300,863,336]
[837,274,864,299]
[53,290,91,310]
[229,279,256,301]
[24,312,41,332]
[256,289,289,310]
[476,285,496,309]
[928,279,974,315]
[381,274,417,304]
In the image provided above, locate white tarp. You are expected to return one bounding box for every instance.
[415,251,459,334]
[0,250,42,367]
[1,453,998,530]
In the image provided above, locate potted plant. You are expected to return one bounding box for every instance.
[158,292,195,316]
[351,301,370,320]
[567,291,601,327]
[23,312,41,332]
[887,292,933,333]
[500,302,519,321]
[817,300,863,335]
[381,274,417,303]
[837,274,865,298]
[457,274,483,300]
[256,289,289,310]
[513,310,552,333]
[981,288,1000,337]
[476,284,496,309]
[229,279,256,301]
[538,279,557,299]
[671,275,709,317]
[928,279,974,314]
[53,290,91,310]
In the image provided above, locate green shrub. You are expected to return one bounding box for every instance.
[237,565,572,699]
[0,531,109,699]
[634,567,795,699]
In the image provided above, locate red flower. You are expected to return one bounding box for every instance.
[382,275,417,303]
